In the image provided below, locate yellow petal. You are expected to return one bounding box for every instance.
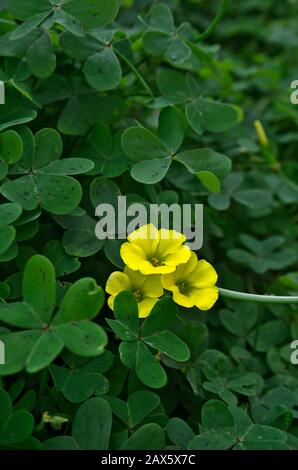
[108,295,116,310]
[124,266,146,290]
[128,224,159,241]
[174,251,198,282]
[170,285,194,308]
[191,287,219,310]
[120,242,147,270]
[156,229,186,258]
[189,260,218,288]
[137,297,159,318]
[143,275,164,297]
[164,245,191,267]
[106,271,131,295]
[127,224,159,257]
[140,262,176,275]
[161,272,177,290]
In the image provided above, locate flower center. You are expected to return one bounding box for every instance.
[151,256,161,267]
[178,281,190,294]
[134,289,143,302]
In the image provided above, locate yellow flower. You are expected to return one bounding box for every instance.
[161,252,219,310]
[105,266,164,318]
[120,224,191,275]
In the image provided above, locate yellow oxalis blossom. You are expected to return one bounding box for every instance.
[120,224,191,275]
[161,252,219,310]
[105,266,164,318]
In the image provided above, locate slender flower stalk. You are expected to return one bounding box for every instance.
[219,288,298,304]
[197,0,229,41]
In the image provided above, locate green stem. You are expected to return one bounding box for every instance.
[0,19,16,26]
[114,48,154,98]
[279,170,298,193]
[197,0,229,41]
[219,288,298,304]
[34,368,48,419]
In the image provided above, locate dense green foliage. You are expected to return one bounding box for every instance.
[0,0,298,450]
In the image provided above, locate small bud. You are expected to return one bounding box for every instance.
[43,411,69,430]
[254,120,269,148]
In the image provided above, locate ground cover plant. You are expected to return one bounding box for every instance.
[0,0,298,451]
